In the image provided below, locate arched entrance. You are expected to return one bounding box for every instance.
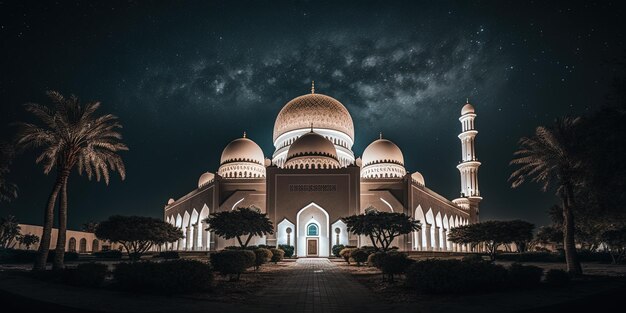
[296,203,329,257]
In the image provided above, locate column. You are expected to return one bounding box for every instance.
[186,227,192,250]
[415,230,421,251]
[425,224,432,251]
[201,221,210,251]
[442,229,448,251]
[193,223,200,251]
[434,226,441,251]
[177,231,183,251]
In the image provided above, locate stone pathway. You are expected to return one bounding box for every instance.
[256,258,383,313]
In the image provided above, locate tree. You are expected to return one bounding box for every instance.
[535,225,563,246]
[448,220,534,261]
[16,91,128,270]
[343,209,421,251]
[0,215,21,248]
[0,142,18,202]
[204,207,274,248]
[95,215,182,260]
[509,117,583,275]
[81,221,99,233]
[18,234,40,250]
[601,227,626,264]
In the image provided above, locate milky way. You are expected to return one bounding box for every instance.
[1,1,624,229]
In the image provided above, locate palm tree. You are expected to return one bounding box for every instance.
[16,91,127,270]
[509,117,583,275]
[0,142,18,202]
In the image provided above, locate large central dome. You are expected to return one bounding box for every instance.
[273,93,355,141]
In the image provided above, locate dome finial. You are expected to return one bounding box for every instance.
[311,81,315,94]
[379,132,383,139]
[466,97,469,104]
[310,122,314,132]
[243,131,247,138]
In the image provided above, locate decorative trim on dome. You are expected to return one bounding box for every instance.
[286,150,338,162]
[273,93,355,141]
[362,159,405,167]
[220,157,265,166]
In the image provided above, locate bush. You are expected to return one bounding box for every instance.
[367,252,387,268]
[332,244,345,257]
[114,260,212,294]
[545,269,571,286]
[339,248,355,263]
[224,246,241,250]
[380,253,414,282]
[65,262,108,287]
[46,251,79,263]
[0,248,37,264]
[497,252,562,263]
[508,263,543,288]
[462,254,486,263]
[406,259,508,294]
[94,250,123,259]
[351,248,369,266]
[270,248,284,263]
[210,250,255,281]
[153,251,179,259]
[278,244,294,258]
[360,246,377,254]
[253,248,273,270]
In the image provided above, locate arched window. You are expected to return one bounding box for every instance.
[307,223,319,236]
[79,238,87,253]
[92,239,99,252]
[68,237,77,252]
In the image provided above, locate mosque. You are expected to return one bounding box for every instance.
[163,84,482,257]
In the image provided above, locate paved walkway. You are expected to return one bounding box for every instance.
[256,258,383,313]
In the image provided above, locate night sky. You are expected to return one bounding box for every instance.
[1,1,624,230]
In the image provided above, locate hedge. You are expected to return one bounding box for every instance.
[210,250,255,280]
[114,260,213,294]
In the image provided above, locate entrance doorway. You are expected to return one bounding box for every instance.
[307,238,318,256]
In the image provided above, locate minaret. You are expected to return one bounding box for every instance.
[453,99,482,222]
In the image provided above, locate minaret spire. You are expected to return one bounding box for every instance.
[243,131,247,138]
[379,132,383,139]
[455,100,482,223]
[311,81,315,94]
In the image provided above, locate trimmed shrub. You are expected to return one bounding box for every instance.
[332,244,345,257]
[380,252,414,282]
[545,269,571,286]
[508,263,543,288]
[153,251,179,259]
[278,244,295,258]
[253,248,273,270]
[497,252,562,263]
[367,252,387,268]
[0,248,37,264]
[114,260,212,294]
[270,248,284,263]
[65,262,108,287]
[406,259,508,294]
[462,254,485,263]
[351,248,369,266]
[46,251,79,263]
[224,245,241,250]
[210,250,255,281]
[360,246,377,254]
[339,248,355,263]
[94,250,122,259]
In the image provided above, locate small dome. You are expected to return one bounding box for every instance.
[198,172,215,188]
[273,93,354,141]
[220,136,265,166]
[411,171,425,186]
[461,103,475,115]
[361,138,404,167]
[287,131,338,161]
[167,198,175,205]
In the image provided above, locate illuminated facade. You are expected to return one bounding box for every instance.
[163,86,481,256]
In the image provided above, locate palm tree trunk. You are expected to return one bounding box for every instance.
[53,174,69,270]
[33,175,64,271]
[562,185,583,275]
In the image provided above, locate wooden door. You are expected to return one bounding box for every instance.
[307,238,318,256]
